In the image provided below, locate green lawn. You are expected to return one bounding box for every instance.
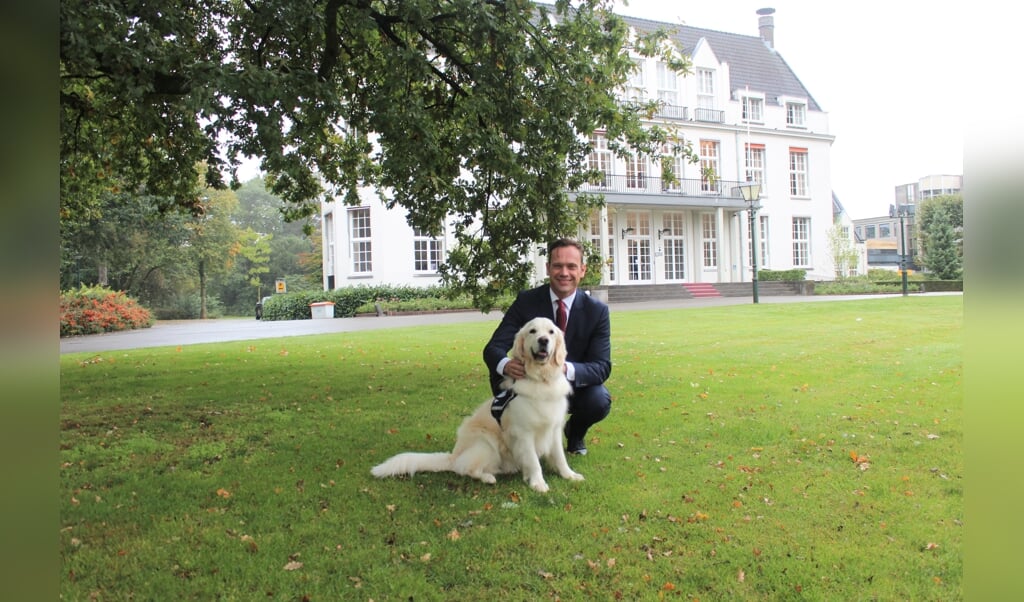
[60,296,963,600]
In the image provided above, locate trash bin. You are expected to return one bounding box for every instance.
[309,301,335,319]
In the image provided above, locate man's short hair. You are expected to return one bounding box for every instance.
[547,238,585,264]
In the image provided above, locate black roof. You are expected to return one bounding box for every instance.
[620,15,823,112]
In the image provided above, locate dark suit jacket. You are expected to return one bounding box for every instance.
[483,285,612,395]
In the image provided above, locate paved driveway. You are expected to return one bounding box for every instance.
[60,294,957,355]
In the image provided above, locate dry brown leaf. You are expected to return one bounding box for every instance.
[283,561,303,571]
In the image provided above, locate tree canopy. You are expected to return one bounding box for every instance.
[60,0,693,308]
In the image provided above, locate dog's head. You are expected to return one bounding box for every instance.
[512,317,567,379]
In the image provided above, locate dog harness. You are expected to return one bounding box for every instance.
[490,388,517,425]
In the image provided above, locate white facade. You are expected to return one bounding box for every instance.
[321,11,836,290]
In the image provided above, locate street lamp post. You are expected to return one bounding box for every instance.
[738,181,762,304]
[890,203,915,297]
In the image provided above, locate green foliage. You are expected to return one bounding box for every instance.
[917,195,963,279]
[60,0,698,310]
[814,280,905,295]
[60,297,963,600]
[60,285,153,337]
[260,285,474,321]
[826,223,860,279]
[758,269,806,281]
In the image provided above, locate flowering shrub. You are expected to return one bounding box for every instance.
[60,285,154,337]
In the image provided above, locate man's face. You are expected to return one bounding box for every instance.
[547,245,587,299]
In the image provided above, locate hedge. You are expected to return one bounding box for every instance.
[758,269,807,281]
[259,284,454,321]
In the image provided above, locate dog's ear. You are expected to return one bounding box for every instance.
[552,327,567,367]
[512,327,527,363]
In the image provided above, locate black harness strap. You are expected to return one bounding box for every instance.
[490,388,517,425]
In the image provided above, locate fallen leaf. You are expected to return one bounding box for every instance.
[447,529,461,541]
[216,488,231,499]
[283,561,303,571]
[738,568,746,582]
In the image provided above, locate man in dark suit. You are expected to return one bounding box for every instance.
[483,238,612,455]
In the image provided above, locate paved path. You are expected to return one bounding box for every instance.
[60,293,960,355]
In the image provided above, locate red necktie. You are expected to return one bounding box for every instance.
[556,299,567,332]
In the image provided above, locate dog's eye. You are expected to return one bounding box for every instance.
[529,328,537,334]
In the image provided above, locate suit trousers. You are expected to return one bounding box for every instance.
[566,383,612,439]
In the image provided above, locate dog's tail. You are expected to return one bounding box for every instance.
[370,452,453,478]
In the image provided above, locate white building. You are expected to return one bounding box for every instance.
[321,8,837,291]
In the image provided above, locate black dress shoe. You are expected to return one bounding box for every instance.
[567,438,588,455]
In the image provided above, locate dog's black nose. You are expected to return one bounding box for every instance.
[537,337,549,347]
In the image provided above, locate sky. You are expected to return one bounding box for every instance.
[612,0,973,219]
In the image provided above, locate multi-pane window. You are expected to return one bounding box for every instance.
[697,68,715,108]
[789,148,808,197]
[662,212,686,280]
[745,144,765,188]
[625,212,651,281]
[697,68,714,95]
[786,102,806,127]
[661,141,685,191]
[701,213,717,268]
[878,223,892,238]
[747,214,770,269]
[742,96,764,122]
[626,154,646,189]
[587,212,614,282]
[700,140,720,193]
[656,61,678,106]
[412,226,443,272]
[349,207,372,273]
[588,133,612,187]
[759,215,770,268]
[624,58,645,100]
[323,213,335,276]
[792,217,811,267]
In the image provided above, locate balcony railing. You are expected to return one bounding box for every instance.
[693,107,725,123]
[654,103,688,121]
[577,174,745,198]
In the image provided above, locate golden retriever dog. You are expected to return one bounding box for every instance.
[371,317,583,492]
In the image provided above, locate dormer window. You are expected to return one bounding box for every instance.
[786,101,807,127]
[742,95,764,123]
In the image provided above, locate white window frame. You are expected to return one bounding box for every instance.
[700,140,720,193]
[701,213,718,269]
[412,225,444,273]
[745,144,766,190]
[662,212,686,281]
[789,149,808,197]
[742,95,764,123]
[786,101,807,128]
[697,68,715,108]
[661,141,685,191]
[348,207,372,274]
[792,217,811,267]
[588,132,612,188]
[656,61,678,106]
[626,153,647,189]
[624,58,646,101]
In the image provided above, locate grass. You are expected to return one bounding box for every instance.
[60,296,963,600]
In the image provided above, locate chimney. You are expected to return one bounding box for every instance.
[757,8,775,48]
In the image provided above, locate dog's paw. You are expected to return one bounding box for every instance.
[530,480,550,493]
[564,471,584,481]
[479,473,497,485]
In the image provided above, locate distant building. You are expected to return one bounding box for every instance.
[322,7,838,290]
[853,174,961,271]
